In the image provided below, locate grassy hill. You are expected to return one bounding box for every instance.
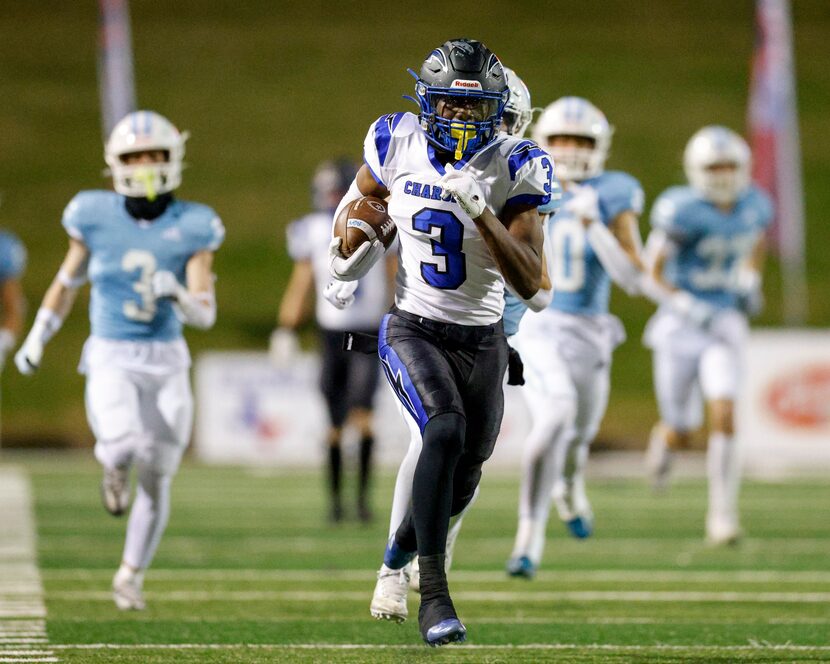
[1,0,828,445]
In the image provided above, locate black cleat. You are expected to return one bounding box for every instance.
[418,554,466,646]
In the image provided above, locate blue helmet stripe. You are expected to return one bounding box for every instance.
[373,115,395,167]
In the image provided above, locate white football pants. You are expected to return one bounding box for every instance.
[510,310,622,564]
[85,364,192,571]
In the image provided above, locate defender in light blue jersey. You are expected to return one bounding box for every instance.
[15,111,224,611]
[643,126,772,545]
[506,97,664,578]
[0,229,26,370]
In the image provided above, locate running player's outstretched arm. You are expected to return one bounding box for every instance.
[153,250,217,330]
[15,238,89,374]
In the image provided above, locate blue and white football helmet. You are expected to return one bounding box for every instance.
[683,126,751,205]
[501,67,534,137]
[105,110,187,200]
[410,39,509,160]
[532,97,612,182]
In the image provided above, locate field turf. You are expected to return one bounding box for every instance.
[4,454,829,662]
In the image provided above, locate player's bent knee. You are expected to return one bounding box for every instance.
[422,412,466,456]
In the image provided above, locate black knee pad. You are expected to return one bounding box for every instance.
[422,412,466,460]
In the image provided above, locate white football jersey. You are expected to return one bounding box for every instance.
[287,211,388,330]
[363,112,553,325]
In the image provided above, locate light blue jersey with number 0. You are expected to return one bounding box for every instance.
[546,171,644,316]
[62,190,224,341]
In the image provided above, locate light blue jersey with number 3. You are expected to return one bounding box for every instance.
[62,191,225,341]
[546,171,644,316]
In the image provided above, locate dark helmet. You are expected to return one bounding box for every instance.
[410,38,509,160]
[311,158,358,212]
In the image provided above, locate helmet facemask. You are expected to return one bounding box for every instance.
[501,67,534,137]
[411,39,509,160]
[415,83,508,160]
[684,126,751,206]
[545,137,604,182]
[531,97,612,182]
[105,111,186,200]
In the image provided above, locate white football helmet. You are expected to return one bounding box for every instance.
[683,126,751,205]
[502,67,534,137]
[105,111,187,199]
[531,96,612,181]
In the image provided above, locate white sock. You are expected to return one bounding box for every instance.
[706,431,739,527]
[445,485,478,565]
[122,467,172,570]
[387,424,422,538]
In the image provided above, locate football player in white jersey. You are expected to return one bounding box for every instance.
[0,227,26,373]
[271,159,394,523]
[15,111,225,610]
[643,126,772,545]
[375,66,554,600]
[506,97,679,578]
[328,39,552,646]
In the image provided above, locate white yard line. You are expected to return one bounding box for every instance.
[0,468,57,664]
[46,643,830,652]
[39,568,830,584]
[46,589,830,603]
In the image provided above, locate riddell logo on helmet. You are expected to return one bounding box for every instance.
[451,79,483,90]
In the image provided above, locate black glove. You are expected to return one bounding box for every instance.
[507,346,525,386]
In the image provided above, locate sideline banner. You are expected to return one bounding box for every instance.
[194,351,532,467]
[739,329,830,475]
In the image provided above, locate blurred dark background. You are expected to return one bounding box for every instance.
[1,0,827,447]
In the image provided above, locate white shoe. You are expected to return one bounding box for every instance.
[706,515,742,546]
[112,566,145,611]
[370,563,410,622]
[645,427,674,492]
[101,466,130,516]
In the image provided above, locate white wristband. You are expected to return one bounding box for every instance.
[521,287,553,313]
[173,290,216,330]
[32,307,64,345]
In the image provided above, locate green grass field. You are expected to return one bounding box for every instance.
[3,454,829,662]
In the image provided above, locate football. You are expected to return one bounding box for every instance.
[333,196,396,257]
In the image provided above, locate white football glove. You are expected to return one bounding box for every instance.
[269,327,299,366]
[322,279,358,310]
[151,270,181,299]
[328,237,384,281]
[563,183,600,224]
[14,308,63,376]
[438,164,486,219]
[15,334,44,375]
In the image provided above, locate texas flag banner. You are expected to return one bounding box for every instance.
[748,0,807,323]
